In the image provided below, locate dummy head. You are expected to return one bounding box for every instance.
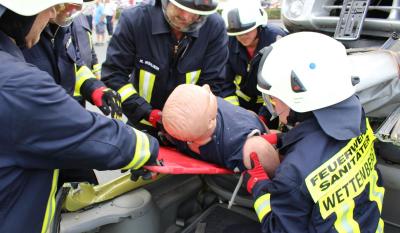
[243,136,280,177]
[163,84,218,145]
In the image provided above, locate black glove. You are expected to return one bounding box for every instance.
[91,86,122,119]
[81,78,122,119]
[130,167,157,181]
[157,122,178,146]
[122,96,153,124]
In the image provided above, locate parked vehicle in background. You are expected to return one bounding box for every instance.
[282,0,400,47]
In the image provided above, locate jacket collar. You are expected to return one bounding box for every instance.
[279,117,320,153]
[150,5,199,38]
[0,31,25,61]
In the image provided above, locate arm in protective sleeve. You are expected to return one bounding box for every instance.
[220,62,239,105]
[2,66,159,171]
[251,174,312,233]
[101,10,153,122]
[196,15,229,96]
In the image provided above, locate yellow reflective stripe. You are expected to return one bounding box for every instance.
[140,119,153,126]
[118,83,137,103]
[92,63,101,73]
[121,127,151,170]
[92,63,101,79]
[224,96,239,106]
[375,218,384,233]
[73,65,81,97]
[236,89,251,102]
[75,66,96,94]
[305,121,376,219]
[256,95,264,104]
[254,193,271,222]
[369,170,385,213]
[139,70,156,102]
[234,75,242,86]
[41,169,59,233]
[233,75,251,102]
[185,69,201,84]
[333,199,360,233]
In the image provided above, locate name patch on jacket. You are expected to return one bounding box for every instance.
[139,58,159,71]
[305,124,376,219]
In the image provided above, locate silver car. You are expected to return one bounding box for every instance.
[282,0,400,45]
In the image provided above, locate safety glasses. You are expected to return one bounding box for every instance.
[54,3,82,27]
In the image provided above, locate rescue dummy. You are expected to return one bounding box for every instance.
[162,83,280,176]
[243,31,384,232]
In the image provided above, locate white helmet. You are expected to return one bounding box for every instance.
[257,32,356,113]
[222,0,268,36]
[0,0,82,16]
[161,0,219,32]
[168,0,219,15]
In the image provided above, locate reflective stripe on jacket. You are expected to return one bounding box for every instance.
[252,117,384,233]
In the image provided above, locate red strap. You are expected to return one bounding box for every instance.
[91,86,107,107]
[261,133,278,145]
[148,109,162,127]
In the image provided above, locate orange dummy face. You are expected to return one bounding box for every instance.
[163,84,218,146]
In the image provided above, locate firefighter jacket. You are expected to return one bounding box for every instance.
[251,116,385,233]
[101,4,229,132]
[22,24,76,96]
[222,25,287,111]
[175,98,267,171]
[0,31,159,233]
[22,17,102,102]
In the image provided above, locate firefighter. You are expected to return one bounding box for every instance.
[0,1,159,232]
[101,0,229,138]
[243,32,384,233]
[221,0,287,128]
[22,1,121,118]
[22,0,122,186]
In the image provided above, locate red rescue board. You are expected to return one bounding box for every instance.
[144,147,234,174]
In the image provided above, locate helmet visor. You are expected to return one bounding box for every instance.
[54,3,82,27]
[162,0,209,32]
[226,8,257,35]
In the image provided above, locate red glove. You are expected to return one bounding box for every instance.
[91,86,122,119]
[148,109,162,127]
[245,152,270,193]
[260,133,278,145]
